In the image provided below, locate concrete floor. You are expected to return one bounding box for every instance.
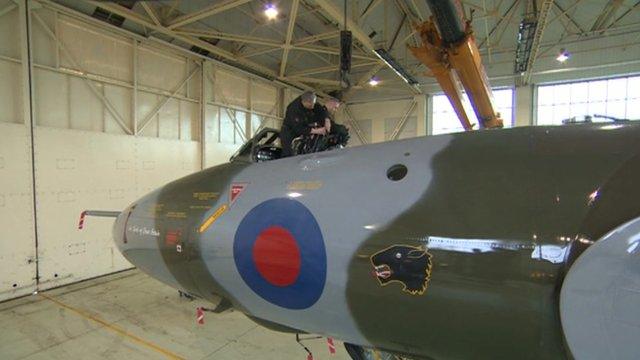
[0,270,351,360]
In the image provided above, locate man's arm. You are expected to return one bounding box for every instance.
[315,104,331,134]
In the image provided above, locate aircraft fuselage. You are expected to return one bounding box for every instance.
[113,123,640,359]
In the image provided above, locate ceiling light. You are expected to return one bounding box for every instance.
[264,4,278,20]
[368,77,380,86]
[556,48,570,63]
[373,48,419,85]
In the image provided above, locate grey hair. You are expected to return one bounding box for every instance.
[301,91,317,103]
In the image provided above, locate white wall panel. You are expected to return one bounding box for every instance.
[69,76,103,132]
[187,69,201,100]
[0,2,20,59]
[0,60,22,124]
[252,82,277,114]
[349,119,371,146]
[0,123,36,301]
[285,88,302,106]
[384,116,417,140]
[34,68,69,128]
[220,109,237,144]
[180,100,198,141]
[158,98,180,139]
[339,98,425,143]
[215,69,248,107]
[31,8,56,68]
[58,17,132,82]
[205,143,238,168]
[203,105,240,168]
[134,136,200,195]
[104,84,132,135]
[33,128,200,289]
[34,129,133,288]
[138,46,186,94]
[138,91,159,137]
[205,104,220,143]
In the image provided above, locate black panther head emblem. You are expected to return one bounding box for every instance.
[370,245,433,295]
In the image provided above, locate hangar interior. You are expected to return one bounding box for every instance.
[1,0,639,359]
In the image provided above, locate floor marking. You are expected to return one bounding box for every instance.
[39,292,185,360]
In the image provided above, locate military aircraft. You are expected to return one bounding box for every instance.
[83,122,640,359]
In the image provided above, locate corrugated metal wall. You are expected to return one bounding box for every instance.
[0,0,283,301]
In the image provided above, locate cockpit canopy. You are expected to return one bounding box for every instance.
[230,128,282,163]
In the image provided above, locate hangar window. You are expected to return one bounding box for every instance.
[431,88,514,135]
[536,75,640,125]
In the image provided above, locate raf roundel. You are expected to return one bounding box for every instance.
[233,198,327,309]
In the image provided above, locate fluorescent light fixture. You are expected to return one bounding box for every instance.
[601,124,624,130]
[373,48,419,85]
[264,4,278,20]
[287,192,302,198]
[556,48,570,63]
[368,77,380,86]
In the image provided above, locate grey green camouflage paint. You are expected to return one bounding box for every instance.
[345,124,640,359]
[112,123,640,359]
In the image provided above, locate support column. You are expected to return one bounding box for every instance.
[515,85,534,127]
[200,61,207,169]
[132,39,138,136]
[415,94,427,137]
[426,95,434,135]
[246,79,252,139]
[19,0,39,285]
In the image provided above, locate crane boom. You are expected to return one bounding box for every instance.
[410,0,503,130]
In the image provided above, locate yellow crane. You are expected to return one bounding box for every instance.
[410,0,503,130]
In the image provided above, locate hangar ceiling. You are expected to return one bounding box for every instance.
[52,0,640,100]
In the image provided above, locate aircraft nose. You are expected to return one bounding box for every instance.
[111,203,189,292]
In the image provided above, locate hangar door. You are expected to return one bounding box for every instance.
[0,4,38,301]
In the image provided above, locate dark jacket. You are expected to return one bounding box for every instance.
[282,97,327,136]
[280,96,328,157]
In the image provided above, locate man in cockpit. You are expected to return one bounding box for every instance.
[280,91,330,157]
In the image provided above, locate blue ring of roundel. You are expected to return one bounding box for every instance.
[233,198,327,309]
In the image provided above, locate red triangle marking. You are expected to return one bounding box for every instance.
[230,183,247,205]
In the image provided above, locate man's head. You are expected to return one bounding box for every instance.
[325,97,341,113]
[301,91,317,110]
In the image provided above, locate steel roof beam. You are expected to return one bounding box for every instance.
[174,29,282,47]
[590,0,624,32]
[166,0,252,30]
[606,0,640,31]
[294,30,340,46]
[280,0,300,77]
[314,0,420,94]
[389,100,417,140]
[553,2,585,35]
[0,3,16,18]
[360,0,383,22]
[33,11,132,135]
[288,61,378,77]
[314,0,375,50]
[84,1,276,77]
[522,0,553,84]
[140,2,161,26]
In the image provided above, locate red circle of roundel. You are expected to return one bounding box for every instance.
[252,226,301,287]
